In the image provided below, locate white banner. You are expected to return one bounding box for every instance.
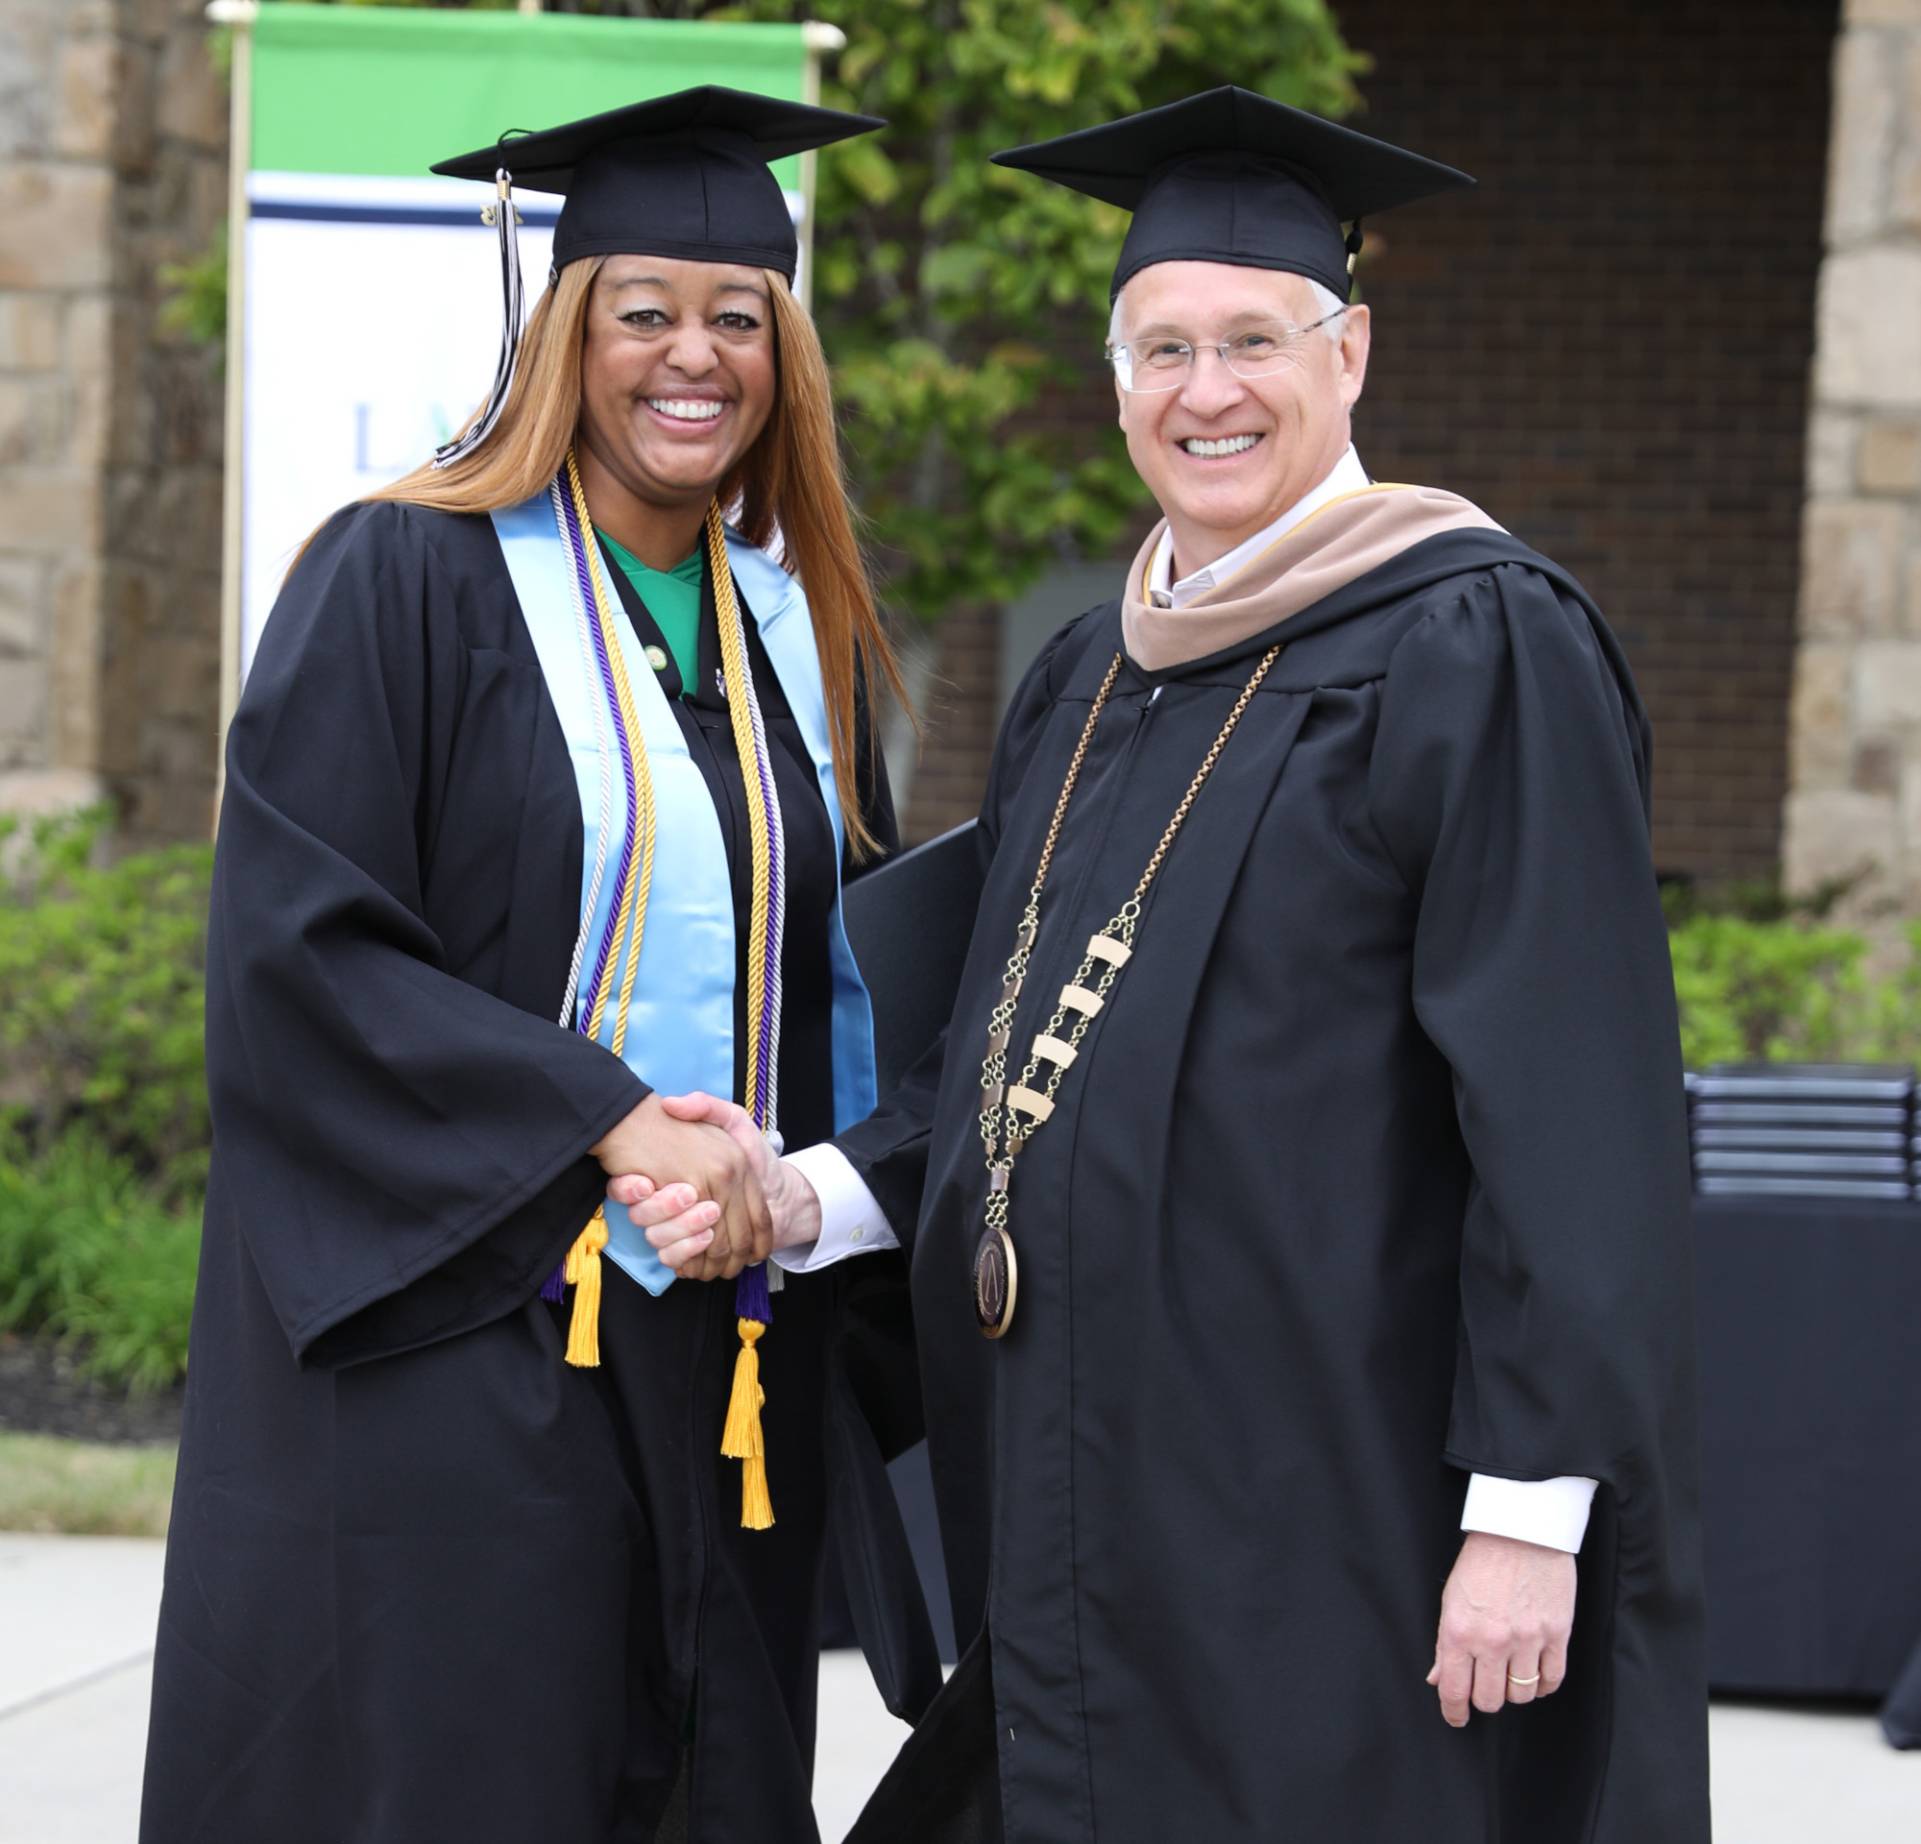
[240,172,557,679]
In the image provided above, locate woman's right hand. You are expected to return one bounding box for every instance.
[607,1094,823,1278]
[591,1094,770,1280]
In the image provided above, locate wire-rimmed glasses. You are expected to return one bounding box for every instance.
[1106,309,1348,394]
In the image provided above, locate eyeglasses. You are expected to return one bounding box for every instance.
[1106,310,1348,394]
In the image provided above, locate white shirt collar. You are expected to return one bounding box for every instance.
[1147,445,1370,609]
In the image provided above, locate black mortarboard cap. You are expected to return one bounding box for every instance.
[428,86,882,469]
[432,85,884,279]
[991,86,1473,301]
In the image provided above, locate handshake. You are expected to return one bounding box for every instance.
[590,1092,822,1283]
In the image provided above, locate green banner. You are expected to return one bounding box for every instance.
[249,4,812,182]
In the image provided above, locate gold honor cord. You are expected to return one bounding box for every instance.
[974,645,1282,1338]
[706,503,775,1130]
[704,501,786,1533]
[559,451,658,1368]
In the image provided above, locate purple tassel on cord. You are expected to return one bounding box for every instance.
[735,1262,771,1325]
[541,1260,568,1304]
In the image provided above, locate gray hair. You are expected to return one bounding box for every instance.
[1107,276,1348,349]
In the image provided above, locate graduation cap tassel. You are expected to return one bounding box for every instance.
[561,1209,609,1368]
[433,169,526,470]
[707,496,785,1528]
[724,1264,774,1528]
[720,1317,774,1530]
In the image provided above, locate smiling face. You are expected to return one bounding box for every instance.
[1113,261,1371,575]
[575,254,778,527]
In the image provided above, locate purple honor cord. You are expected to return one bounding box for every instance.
[542,489,641,1305]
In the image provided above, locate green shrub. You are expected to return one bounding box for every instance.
[1668,913,1872,1066]
[0,799,1918,1402]
[1667,911,1921,1069]
[0,1128,198,1392]
[1856,923,1921,1066]
[0,809,212,1203]
[0,811,207,1392]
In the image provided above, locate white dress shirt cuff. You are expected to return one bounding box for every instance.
[770,1143,900,1273]
[1460,1473,1598,1554]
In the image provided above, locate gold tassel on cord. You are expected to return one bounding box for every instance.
[562,1210,610,1368]
[720,1319,774,1529]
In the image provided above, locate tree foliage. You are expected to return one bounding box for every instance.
[725,0,1364,620]
[216,3,1364,623]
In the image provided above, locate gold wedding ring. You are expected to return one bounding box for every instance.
[1507,1671,1541,1686]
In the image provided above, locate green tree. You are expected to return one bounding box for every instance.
[729,0,1363,622]
[227,2,1362,623]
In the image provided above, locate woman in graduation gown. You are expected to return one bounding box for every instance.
[139,89,937,1844]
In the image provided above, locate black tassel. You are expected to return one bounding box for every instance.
[434,168,526,469]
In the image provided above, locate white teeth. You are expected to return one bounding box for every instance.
[648,399,725,422]
[1180,434,1260,458]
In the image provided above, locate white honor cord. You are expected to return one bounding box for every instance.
[552,477,617,1032]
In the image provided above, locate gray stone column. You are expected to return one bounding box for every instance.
[0,0,117,820]
[0,0,224,842]
[1785,0,1921,916]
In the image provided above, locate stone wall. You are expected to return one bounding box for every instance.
[1784,0,1921,919]
[0,0,225,846]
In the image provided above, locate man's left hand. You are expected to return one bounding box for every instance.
[1426,1532,1576,1727]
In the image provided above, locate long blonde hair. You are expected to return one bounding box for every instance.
[370,259,906,858]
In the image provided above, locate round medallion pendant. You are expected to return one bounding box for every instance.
[973,1227,1018,1339]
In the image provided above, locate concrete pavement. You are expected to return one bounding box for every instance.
[1,1536,166,1844]
[2,1532,1916,1842]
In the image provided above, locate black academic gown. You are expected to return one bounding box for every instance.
[840,529,1710,1843]
[140,501,936,1844]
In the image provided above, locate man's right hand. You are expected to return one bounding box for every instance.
[590,1094,770,1281]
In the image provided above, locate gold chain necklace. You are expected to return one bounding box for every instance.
[973,644,1281,1338]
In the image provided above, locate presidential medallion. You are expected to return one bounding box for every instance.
[973,1227,1018,1339]
[969,645,1279,1349]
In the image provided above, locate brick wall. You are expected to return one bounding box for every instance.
[904,0,1839,877]
[1327,0,1838,882]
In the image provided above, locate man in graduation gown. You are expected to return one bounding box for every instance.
[641,86,1709,1843]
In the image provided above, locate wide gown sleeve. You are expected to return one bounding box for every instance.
[209,503,648,1369]
[1365,565,1696,1494]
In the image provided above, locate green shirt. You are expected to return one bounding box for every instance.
[600,534,703,696]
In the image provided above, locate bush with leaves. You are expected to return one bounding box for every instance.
[1667,912,1875,1068]
[0,811,212,1202]
[0,1130,199,1392]
[0,813,211,1391]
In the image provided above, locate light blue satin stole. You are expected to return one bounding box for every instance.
[492,495,878,1293]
